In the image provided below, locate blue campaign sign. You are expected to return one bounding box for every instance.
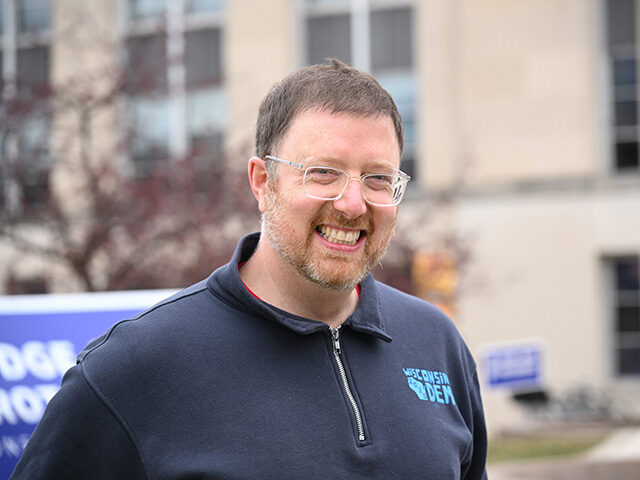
[0,289,176,479]
[481,340,544,391]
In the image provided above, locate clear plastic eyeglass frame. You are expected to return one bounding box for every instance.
[264,155,411,207]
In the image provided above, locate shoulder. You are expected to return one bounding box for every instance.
[375,280,454,331]
[76,278,237,389]
[374,280,476,369]
[78,280,211,362]
[70,278,242,423]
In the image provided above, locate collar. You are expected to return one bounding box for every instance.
[206,232,392,342]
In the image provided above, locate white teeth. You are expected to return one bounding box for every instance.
[318,225,360,246]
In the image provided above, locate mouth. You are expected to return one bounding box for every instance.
[316,225,365,246]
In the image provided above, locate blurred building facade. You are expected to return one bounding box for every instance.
[1,0,640,433]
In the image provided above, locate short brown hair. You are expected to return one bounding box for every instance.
[255,59,403,163]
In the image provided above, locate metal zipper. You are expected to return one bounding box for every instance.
[329,326,366,442]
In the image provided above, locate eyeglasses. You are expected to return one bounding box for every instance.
[265,155,410,207]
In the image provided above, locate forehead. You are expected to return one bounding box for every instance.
[279,109,401,169]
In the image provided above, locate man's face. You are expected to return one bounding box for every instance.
[261,109,401,291]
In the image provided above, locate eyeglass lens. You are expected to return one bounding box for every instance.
[303,167,405,205]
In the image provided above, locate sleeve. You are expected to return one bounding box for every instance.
[461,370,488,480]
[9,364,148,480]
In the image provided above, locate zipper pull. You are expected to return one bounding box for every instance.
[329,327,341,354]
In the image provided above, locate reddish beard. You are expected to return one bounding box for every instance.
[262,180,396,290]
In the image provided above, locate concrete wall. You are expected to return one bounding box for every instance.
[456,182,640,432]
[419,0,602,189]
[227,0,296,160]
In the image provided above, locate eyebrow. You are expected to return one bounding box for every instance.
[303,156,397,172]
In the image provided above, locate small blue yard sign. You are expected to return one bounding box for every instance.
[482,340,544,391]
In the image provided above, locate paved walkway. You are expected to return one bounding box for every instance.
[489,459,640,480]
[488,428,640,480]
[587,427,640,462]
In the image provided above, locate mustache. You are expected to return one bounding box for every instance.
[311,213,373,234]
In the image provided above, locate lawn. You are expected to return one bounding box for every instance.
[488,432,608,464]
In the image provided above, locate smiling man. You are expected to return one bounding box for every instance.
[11,60,487,480]
[242,108,401,327]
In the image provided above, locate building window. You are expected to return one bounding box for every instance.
[186,0,224,15]
[0,0,52,213]
[131,97,171,177]
[302,0,416,179]
[18,0,50,33]
[128,0,169,21]
[306,13,351,65]
[124,0,226,178]
[606,0,640,170]
[609,256,640,376]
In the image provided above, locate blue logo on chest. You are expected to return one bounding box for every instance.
[403,368,457,406]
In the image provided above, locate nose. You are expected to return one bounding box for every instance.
[332,178,367,219]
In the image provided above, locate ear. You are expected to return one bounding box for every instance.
[248,156,269,213]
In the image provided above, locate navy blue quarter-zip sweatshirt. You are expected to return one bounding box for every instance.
[11,233,488,479]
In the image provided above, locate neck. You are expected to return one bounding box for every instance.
[239,236,359,329]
